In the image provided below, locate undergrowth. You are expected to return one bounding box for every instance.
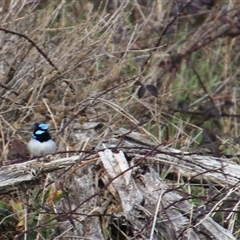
[0,0,240,239]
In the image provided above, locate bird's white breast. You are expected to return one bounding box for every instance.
[28,139,56,156]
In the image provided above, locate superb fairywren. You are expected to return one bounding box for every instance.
[28,123,56,157]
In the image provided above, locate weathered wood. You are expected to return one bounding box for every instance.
[0,128,238,239]
[0,156,80,194]
[114,128,240,186]
[98,148,236,240]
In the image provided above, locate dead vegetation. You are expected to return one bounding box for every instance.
[0,0,240,239]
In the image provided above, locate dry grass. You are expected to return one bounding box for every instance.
[1,0,240,239]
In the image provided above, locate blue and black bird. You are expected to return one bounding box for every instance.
[28,123,56,156]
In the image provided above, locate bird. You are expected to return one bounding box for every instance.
[28,123,56,157]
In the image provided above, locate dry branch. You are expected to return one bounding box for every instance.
[114,128,240,187]
[0,156,80,194]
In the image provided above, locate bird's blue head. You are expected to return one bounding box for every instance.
[32,123,52,142]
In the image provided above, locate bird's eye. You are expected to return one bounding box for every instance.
[35,130,45,135]
[33,122,39,129]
